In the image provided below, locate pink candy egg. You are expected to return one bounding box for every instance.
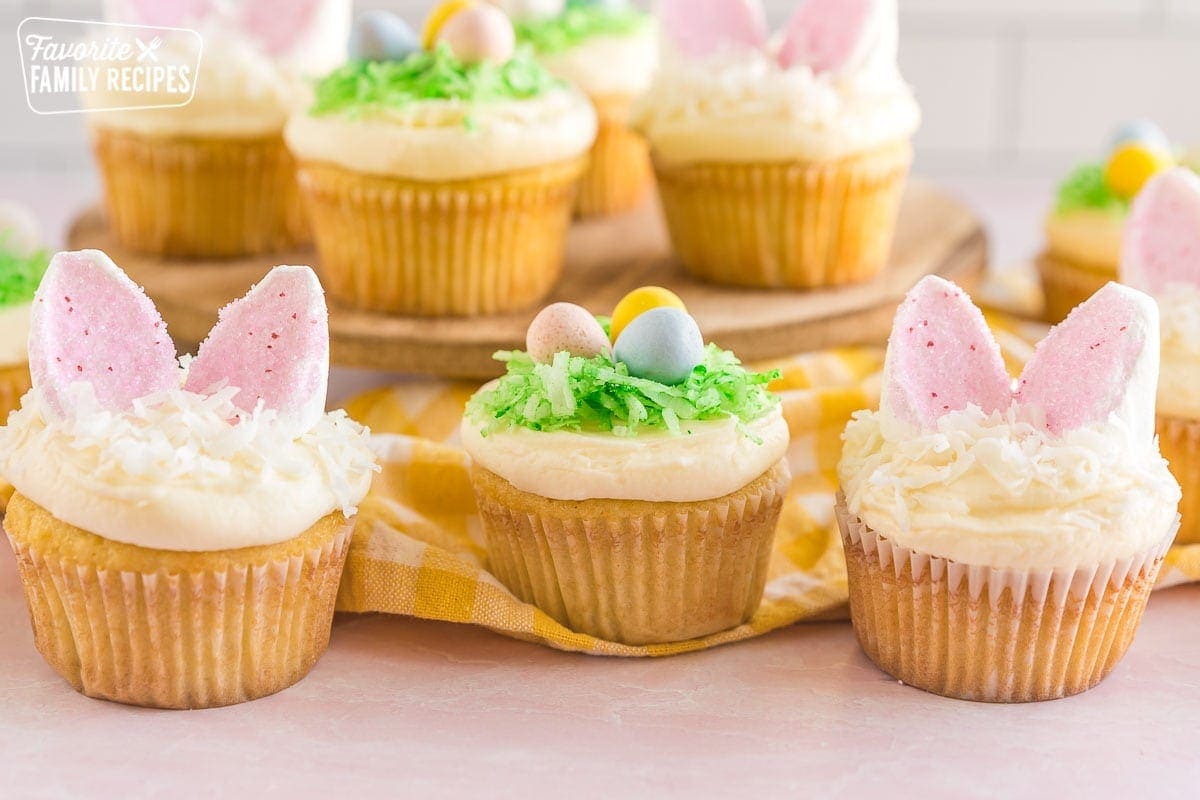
[437,4,516,64]
[526,303,610,364]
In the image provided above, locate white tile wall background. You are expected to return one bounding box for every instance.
[2,0,1199,180]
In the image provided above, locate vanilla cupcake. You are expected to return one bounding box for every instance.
[90,0,350,258]
[286,4,596,317]
[0,204,46,419]
[1039,120,1177,322]
[838,276,1179,702]
[634,0,919,289]
[1121,168,1200,545]
[462,288,789,644]
[0,251,376,708]
[499,0,657,216]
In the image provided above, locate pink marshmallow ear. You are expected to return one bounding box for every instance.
[1016,283,1159,439]
[1121,167,1200,295]
[881,276,1012,429]
[778,0,874,72]
[184,266,328,435]
[658,0,768,59]
[29,251,179,418]
[120,0,211,27]
[239,0,320,55]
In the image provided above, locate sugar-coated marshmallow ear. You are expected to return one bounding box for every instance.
[115,0,212,27]
[238,0,321,55]
[880,276,1012,430]
[1015,283,1159,442]
[1120,167,1200,295]
[29,250,180,418]
[778,0,876,72]
[657,0,768,59]
[184,266,329,435]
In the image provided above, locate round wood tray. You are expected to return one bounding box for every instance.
[68,179,987,379]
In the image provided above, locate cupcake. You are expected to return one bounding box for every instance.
[498,0,657,216]
[0,250,376,708]
[285,4,597,317]
[838,275,1179,702]
[462,287,790,644]
[90,0,350,258]
[633,0,919,289]
[0,203,47,419]
[1039,119,1177,322]
[1121,168,1200,545]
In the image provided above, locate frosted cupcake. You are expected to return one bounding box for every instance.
[498,0,657,216]
[0,251,376,708]
[1121,168,1200,545]
[1039,120,1177,322]
[286,4,596,316]
[838,276,1179,702]
[634,0,919,289]
[90,0,350,258]
[0,204,47,419]
[462,287,790,644]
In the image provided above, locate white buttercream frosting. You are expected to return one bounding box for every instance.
[839,403,1179,570]
[462,403,788,502]
[0,303,31,369]
[538,26,657,100]
[632,1,918,164]
[285,88,598,180]
[1156,284,1200,420]
[0,382,377,552]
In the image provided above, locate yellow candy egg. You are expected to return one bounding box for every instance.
[422,0,476,50]
[1106,143,1174,199]
[609,286,687,343]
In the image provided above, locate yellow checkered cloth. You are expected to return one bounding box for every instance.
[336,288,1200,656]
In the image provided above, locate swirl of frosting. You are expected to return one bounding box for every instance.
[1156,284,1200,420]
[0,382,377,552]
[839,404,1179,570]
[632,2,918,164]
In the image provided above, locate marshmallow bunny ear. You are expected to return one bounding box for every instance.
[881,276,1012,430]
[657,0,768,59]
[778,0,876,72]
[1121,167,1200,295]
[114,0,212,27]
[1016,283,1159,440]
[29,251,179,418]
[184,266,328,435]
[238,0,321,56]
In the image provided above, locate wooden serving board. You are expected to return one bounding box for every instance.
[68,179,986,379]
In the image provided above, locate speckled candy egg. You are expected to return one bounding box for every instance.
[490,0,566,21]
[527,302,611,364]
[1109,119,1172,155]
[613,307,705,385]
[349,11,421,62]
[437,3,516,64]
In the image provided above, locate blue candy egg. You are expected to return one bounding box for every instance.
[349,11,421,63]
[613,307,705,385]
[1109,119,1171,155]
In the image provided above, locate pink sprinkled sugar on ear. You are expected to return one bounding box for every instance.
[880,276,1011,429]
[1121,167,1200,295]
[1015,283,1159,439]
[29,250,179,418]
[184,266,329,436]
[119,0,211,27]
[657,0,768,59]
[778,0,874,72]
[239,0,320,55]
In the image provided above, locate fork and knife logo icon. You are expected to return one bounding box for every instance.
[134,35,162,62]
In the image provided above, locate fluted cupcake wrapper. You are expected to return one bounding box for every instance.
[470,460,790,646]
[92,128,308,259]
[1158,414,1200,545]
[6,495,352,709]
[297,158,585,317]
[836,495,1175,702]
[653,141,912,289]
[575,98,654,218]
[1035,253,1116,323]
